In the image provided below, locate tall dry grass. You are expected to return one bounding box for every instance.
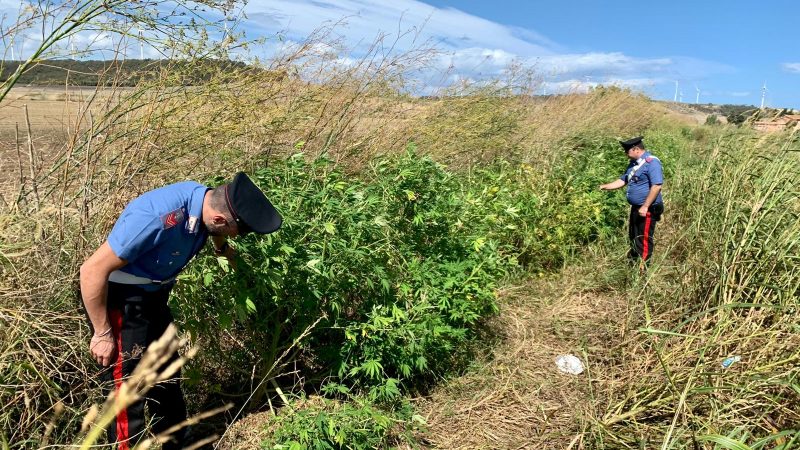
[583,128,800,448]
[414,126,799,450]
[0,15,674,447]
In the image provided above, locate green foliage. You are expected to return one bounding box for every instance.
[175,151,508,392]
[705,114,719,125]
[535,134,633,262]
[697,430,800,450]
[718,104,758,120]
[261,393,421,450]
[174,141,626,396]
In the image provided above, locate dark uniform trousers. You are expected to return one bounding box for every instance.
[102,282,188,450]
[628,203,664,262]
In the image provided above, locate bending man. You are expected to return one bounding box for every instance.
[80,172,281,449]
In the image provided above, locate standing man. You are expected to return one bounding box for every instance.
[599,136,664,266]
[80,172,281,450]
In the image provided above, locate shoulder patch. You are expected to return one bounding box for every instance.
[186,215,200,234]
[645,156,654,163]
[162,208,186,229]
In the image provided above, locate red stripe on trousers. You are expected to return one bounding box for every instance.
[110,309,130,450]
[642,212,652,261]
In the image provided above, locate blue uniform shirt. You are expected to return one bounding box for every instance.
[107,181,209,290]
[620,151,664,206]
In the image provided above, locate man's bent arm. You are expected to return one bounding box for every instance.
[599,179,626,191]
[641,184,662,209]
[80,241,127,366]
[80,241,127,331]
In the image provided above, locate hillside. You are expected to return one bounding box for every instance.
[0,59,252,87]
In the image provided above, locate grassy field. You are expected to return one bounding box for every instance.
[1,55,798,450]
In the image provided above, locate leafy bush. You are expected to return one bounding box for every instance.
[175,140,627,402]
[261,391,421,450]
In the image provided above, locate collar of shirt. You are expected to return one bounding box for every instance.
[636,151,652,165]
[627,153,650,182]
[186,186,209,234]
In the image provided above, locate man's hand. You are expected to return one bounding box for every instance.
[80,241,126,367]
[90,332,116,366]
[221,244,237,270]
[638,205,649,217]
[211,237,238,271]
[599,179,625,191]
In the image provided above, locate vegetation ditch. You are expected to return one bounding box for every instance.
[0,5,798,448]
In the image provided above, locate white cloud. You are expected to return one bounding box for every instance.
[534,53,672,77]
[0,0,733,99]
[241,0,557,57]
[541,77,667,95]
[782,62,800,73]
[236,0,733,97]
[603,77,668,89]
[438,47,519,73]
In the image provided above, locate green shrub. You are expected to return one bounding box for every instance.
[175,140,628,399]
[262,391,421,450]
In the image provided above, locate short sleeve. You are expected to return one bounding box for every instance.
[648,160,664,185]
[107,210,163,262]
[620,164,633,184]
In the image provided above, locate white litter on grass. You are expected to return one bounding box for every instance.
[721,355,741,369]
[555,354,584,375]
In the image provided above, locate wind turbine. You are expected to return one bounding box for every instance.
[222,16,230,47]
[674,80,679,102]
[695,85,700,104]
[760,81,767,109]
[138,28,144,59]
[679,90,683,103]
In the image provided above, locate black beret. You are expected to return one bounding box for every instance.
[619,136,644,151]
[224,172,282,234]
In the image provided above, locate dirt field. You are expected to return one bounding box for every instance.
[0,86,95,130]
[0,87,99,200]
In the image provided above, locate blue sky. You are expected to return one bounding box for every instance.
[232,0,799,108]
[2,1,797,108]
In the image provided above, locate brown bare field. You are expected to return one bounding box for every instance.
[0,88,87,198]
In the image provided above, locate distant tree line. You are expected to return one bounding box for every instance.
[718,104,759,125]
[0,59,253,87]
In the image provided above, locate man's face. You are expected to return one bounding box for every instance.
[626,146,644,160]
[205,214,240,237]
